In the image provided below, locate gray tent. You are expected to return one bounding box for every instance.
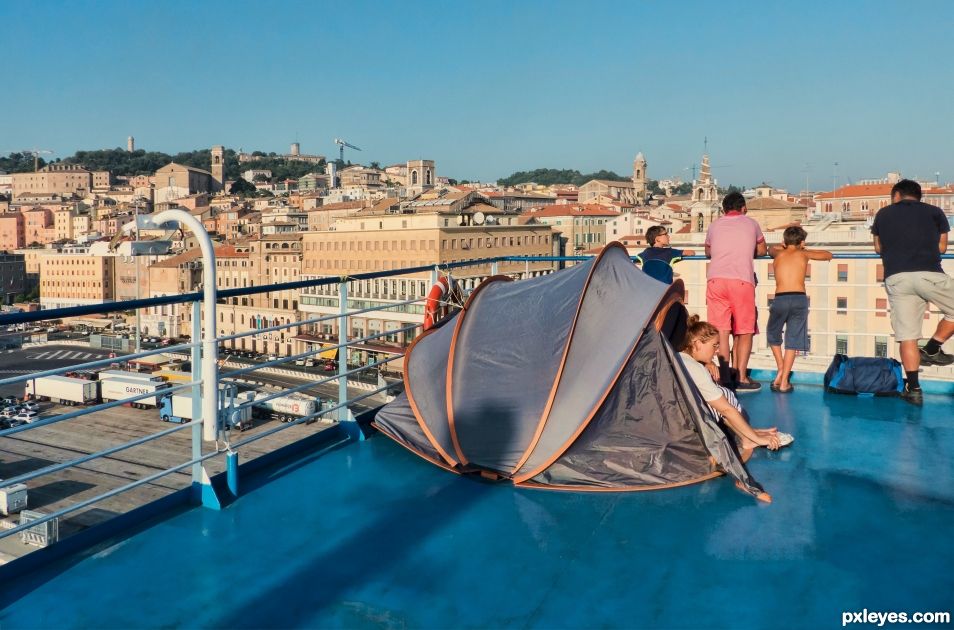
[374,243,764,497]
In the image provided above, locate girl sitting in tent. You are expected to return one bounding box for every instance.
[678,315,794,453]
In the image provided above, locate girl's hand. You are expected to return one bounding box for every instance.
[759,434,781,450]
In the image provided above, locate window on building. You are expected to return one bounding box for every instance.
[837,297,848,315]
[876,298,887,317]
[836,335,848,355]
[876,264,884,282]
[874,336,888,358]
[837,264,848,282]
[767,263,775,280]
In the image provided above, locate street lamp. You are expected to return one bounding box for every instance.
[122,208,219,442]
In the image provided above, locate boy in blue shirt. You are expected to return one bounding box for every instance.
[636,225,695,284]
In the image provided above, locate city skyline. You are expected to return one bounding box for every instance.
[2,0,953,191]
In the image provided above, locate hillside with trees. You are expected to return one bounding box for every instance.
[0,152,51,173]
[1,148,325,182]
[497,168,631,187]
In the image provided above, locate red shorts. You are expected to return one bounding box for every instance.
[706,278,758,335]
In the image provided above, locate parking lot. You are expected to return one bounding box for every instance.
[0,342,393,564]
[0,391,335,563]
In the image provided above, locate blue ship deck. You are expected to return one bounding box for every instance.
[2,385,953,629]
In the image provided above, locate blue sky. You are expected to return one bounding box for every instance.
[2,0,952,191]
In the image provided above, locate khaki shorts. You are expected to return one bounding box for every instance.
[884,271,954,342]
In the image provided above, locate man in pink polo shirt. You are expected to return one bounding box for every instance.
[705,192,767,392]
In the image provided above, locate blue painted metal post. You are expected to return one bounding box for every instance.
[337,278,351,425]
[226,452,239,497]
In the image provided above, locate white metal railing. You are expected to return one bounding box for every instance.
[0,250,950,551]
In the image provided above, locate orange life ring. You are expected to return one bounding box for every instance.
[423,276,456,331]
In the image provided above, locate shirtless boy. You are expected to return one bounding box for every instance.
[767,226,833,392]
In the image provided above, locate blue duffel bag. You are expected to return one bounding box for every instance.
[824,354,904,396]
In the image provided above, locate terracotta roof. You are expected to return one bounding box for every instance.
[521,203,621,218]
[815,183,892,199]
[215,245,248,258]
[367,197,402,214]
[676,224,691,234]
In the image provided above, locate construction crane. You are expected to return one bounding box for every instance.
[333,138,361,163]
[20,148,54,171]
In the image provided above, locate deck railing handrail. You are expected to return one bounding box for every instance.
[4,252,952,327]
[0,250,951,548]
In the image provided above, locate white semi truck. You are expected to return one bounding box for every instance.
[100,377,170,409]
[24,375,99,406]
[158,386,254,431]
[97,370,164,384]
[240,391,322,423]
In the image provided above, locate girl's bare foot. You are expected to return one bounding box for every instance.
[736,480,772,503]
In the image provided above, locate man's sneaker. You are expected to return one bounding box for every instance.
[900,384,923,406]
[735,380,762,393]
[920,347,954,367]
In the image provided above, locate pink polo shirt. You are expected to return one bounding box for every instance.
[704,212,764,285]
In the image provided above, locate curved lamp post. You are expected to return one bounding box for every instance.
[124,208,219,442]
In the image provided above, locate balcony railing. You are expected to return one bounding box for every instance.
[0,252,951,561]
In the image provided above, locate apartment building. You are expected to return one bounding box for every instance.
[522,204,620,254]
[12,164,94,199]
[54,207,76,241]
[177,238,301,356]
[39,250,115,310]
[142,250,202,338]
[305,200,368,232]
[815,182,954,218]
[0,212,25,251]
[22,208,56,245]
[298,209,554,367]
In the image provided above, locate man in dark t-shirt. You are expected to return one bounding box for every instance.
[871,179,954,404]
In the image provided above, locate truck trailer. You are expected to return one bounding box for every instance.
[97,370,163,383]
[158,388,253,430]
[241,391,321,423]
[100,378,170,409]
[24,376,99,406]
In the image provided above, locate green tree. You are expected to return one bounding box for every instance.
[228,178,256,196]
[674,182,693,195]
[497,168,630,187]
[0,152,48,173]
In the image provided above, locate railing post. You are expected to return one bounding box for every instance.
[430,266,439,287]
[491,260,499,276]
[337,278,351,424]
[525,259,530,279]
[190,300,204,488]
